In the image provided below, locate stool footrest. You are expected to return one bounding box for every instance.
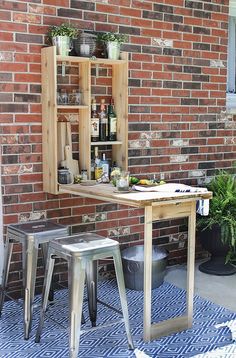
[80,318,125,335]
[97,298,122,316]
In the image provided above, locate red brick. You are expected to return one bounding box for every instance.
[13,13,41,24]
[120,7,141,18]
[96,3,119,14]
[1,63,27,72]
[29,4,56,15]
[14,73,41,83]
[43,0,69,5]
[0,31,13,41]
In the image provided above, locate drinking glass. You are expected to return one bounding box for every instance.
[116,171,130,192]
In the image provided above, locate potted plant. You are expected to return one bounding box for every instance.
[197,170,236,275]
[97,32,128,60]
[47,23,79,56]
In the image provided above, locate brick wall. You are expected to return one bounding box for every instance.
[0,0,234,297]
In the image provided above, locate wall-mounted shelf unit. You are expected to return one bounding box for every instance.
[41,46,128,195]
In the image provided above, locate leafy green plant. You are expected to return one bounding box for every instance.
[197,170,236,264]
[97,32,128,44]
[48,23,79,38]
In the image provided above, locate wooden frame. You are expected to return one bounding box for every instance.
[41,47,128,194]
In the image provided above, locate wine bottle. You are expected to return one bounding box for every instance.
[91,98,99,142]
[99,99,108,141]
[108,98,117,141]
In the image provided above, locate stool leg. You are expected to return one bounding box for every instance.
[0,236,13,316]
[68,258,86,358]
[113,249,134,350]
[86,260,98,327]
[23,237,39,340]
[35,249,55,343]
[41,243,54,302]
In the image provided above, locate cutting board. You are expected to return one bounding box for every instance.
[57,122,67,166]
[61,122,79,176]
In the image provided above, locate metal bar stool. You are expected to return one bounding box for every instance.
[35,233,134,358]
[0,220,69,340]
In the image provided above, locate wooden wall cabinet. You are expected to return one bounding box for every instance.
[41,46,128,195]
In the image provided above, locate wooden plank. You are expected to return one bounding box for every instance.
[186,201,196,327]
[79,61,91,177]
[57,121,67,167]
[59,183,212,208]
[112,52,128,171]
[149,316,189,341]
[57,105,88,110]
[143,205,153,341]
[42,46,58,194]
[152,202,192,221]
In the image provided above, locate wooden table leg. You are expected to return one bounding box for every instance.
[143,205,153,341]
[143,200,197,341]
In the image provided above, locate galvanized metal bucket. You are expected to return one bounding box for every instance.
[121,245,168,291]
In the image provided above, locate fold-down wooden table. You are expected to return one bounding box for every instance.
[60,183,212,341]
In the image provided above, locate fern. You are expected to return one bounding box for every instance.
[197,170,236,264]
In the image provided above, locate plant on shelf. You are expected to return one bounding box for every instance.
[197,170,236,275]
[97,32,128,60]
[47,23,79,56]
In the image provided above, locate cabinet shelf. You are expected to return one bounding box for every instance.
[56,54,127,65]
[57,105,88,110]
[90,141,123,146]
[42,46,128,195]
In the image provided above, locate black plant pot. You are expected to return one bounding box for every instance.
[198,225,236,276]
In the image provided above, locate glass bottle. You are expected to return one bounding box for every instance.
[94,147,103,180]
[108,98,117,141]
[100,153,109,178]
[91,98,99,142]
[99,99,108,141]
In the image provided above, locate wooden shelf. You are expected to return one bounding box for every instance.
[41,46,128,195]
[56,54,127,65]
[90,141,123,146]
[57,105,88,110]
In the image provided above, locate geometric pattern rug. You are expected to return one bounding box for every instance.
[0,279,236,357]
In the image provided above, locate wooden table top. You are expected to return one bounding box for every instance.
[59,183,212,208]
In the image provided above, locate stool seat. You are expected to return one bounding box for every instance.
[0,220,69,340]
[51,232,119,254]
[35,233,134,358]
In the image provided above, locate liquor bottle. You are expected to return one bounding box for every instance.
[94,147,103,180]
[100,153,109,178]
[99,99,108,141]
[90,148,95,180]
[91,98,99,142]
[108,98,117,141]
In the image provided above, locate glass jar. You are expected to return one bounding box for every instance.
[59,88,68,104]
[68,89,81,105]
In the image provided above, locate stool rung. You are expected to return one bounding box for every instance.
[3,292,23,308]
[81,318,125,334]
[97,298,122,315]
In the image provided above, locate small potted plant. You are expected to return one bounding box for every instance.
[47,23,79,56]
[97,32,128,60]
[197,170,236,275]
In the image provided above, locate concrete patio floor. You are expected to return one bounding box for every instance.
[166,260,236,312]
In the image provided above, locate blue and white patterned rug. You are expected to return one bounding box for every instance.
[0,279,236,357]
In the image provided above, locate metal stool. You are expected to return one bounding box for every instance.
[0,220,69,340]
[35,233,134,358]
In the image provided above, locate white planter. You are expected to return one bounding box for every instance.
[52,36,71,56]
[107,41,120,60]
